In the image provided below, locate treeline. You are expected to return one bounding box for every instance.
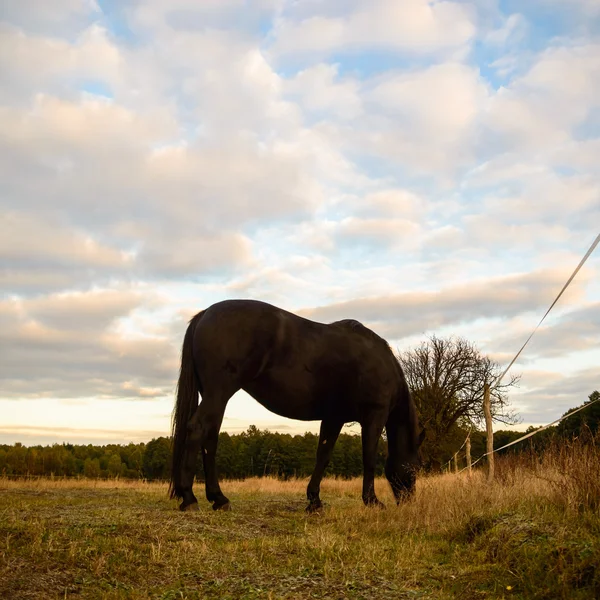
[0,425,385,481]
[1,392,598,480]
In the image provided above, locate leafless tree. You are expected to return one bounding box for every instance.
[398,336,519,468]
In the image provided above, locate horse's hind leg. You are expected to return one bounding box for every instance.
[199,400,231,511]
[306,420,343,513]
[179,389,233,511]
[361,414,387,508]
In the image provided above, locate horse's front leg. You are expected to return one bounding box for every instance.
[361,417,386,508]
[306,420,343,512]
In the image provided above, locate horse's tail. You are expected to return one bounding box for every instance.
[169,311,205,499]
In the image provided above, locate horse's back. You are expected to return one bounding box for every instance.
[192,299,320,380]
[191,299,402,422]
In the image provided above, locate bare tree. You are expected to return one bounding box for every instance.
[398,336,519,469]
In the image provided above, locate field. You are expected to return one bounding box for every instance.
[1,443,599,600]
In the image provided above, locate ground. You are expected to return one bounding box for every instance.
[1,467,599,600]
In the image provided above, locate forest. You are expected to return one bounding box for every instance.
[1,390,598,481]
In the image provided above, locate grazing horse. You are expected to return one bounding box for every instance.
[169,299,424,512]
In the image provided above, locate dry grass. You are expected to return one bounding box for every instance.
[1,440,599,600]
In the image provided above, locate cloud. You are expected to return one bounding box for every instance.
[0,0,100,37]
[268,0,476,59]
[0,424,166,445]
[484,43,600,152]
[0,289,179,400]
[0,45,333,282]
[300,268,579,341]
[337,217,422,251]
[0,23,120,105]
[461,165,600,248]
[284,63,362,120]
[484,13,528,47]
[550,138,600,173]
[22,289,143,332]
[328,62,490,176]
[367,62,488,160]
[512,365,600,423]
[491,302,600,361]
[130,0,279,35]
[137,231,254,278]
[0,211,131,294]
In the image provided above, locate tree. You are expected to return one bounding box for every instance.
[107,453,123,477]
[143,437,171,480]
[84,457,100,478]
[399,336,519,469]
[126,446,144,477]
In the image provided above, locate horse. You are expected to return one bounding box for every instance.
[169,299,424,512]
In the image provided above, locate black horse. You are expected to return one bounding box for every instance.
[170,299,424,512]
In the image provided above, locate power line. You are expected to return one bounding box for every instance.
[491,232,600,390]
[445,233,600,471]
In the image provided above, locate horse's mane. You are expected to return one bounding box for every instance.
[331,318,389,347]
[332,318,406,373]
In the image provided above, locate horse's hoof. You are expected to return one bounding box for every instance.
[365,499,386,510]
[180,501,199,512]
[212,501,231,511]
[306,501,323,514]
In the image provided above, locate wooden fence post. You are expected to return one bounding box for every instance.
[483,383,494,482]
[453,452,458,474]
[466,435,472,478]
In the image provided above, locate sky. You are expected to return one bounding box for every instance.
[1,0,599,446]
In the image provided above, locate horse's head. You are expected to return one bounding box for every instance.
[385,427,425,503]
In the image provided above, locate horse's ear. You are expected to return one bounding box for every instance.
[417,429,426,448]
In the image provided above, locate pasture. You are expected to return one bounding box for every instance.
[1,442,599,600]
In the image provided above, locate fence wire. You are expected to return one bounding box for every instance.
[445,232,600,473]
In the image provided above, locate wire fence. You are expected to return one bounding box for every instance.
[445,232,600,474]
[457,396,600,475]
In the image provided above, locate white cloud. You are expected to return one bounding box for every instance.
[337,217,422,250]
[484,13,528,47]
[0,212,127,269]
[0,0,100,37]
[284,63,362,120]
[130,0,280,34]
[368,62,488,142]
[269,0,476,58]
[485,44,600,152]
[0,211,131,293]
[360,189,425,219]
[0,289,179,400]
[550,138,600,173]
[301,268,582,341]
[511,365,600,424]
[353,62,489,174]
[0,24,120,104]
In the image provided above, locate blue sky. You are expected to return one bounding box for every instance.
[0,0,599,445]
